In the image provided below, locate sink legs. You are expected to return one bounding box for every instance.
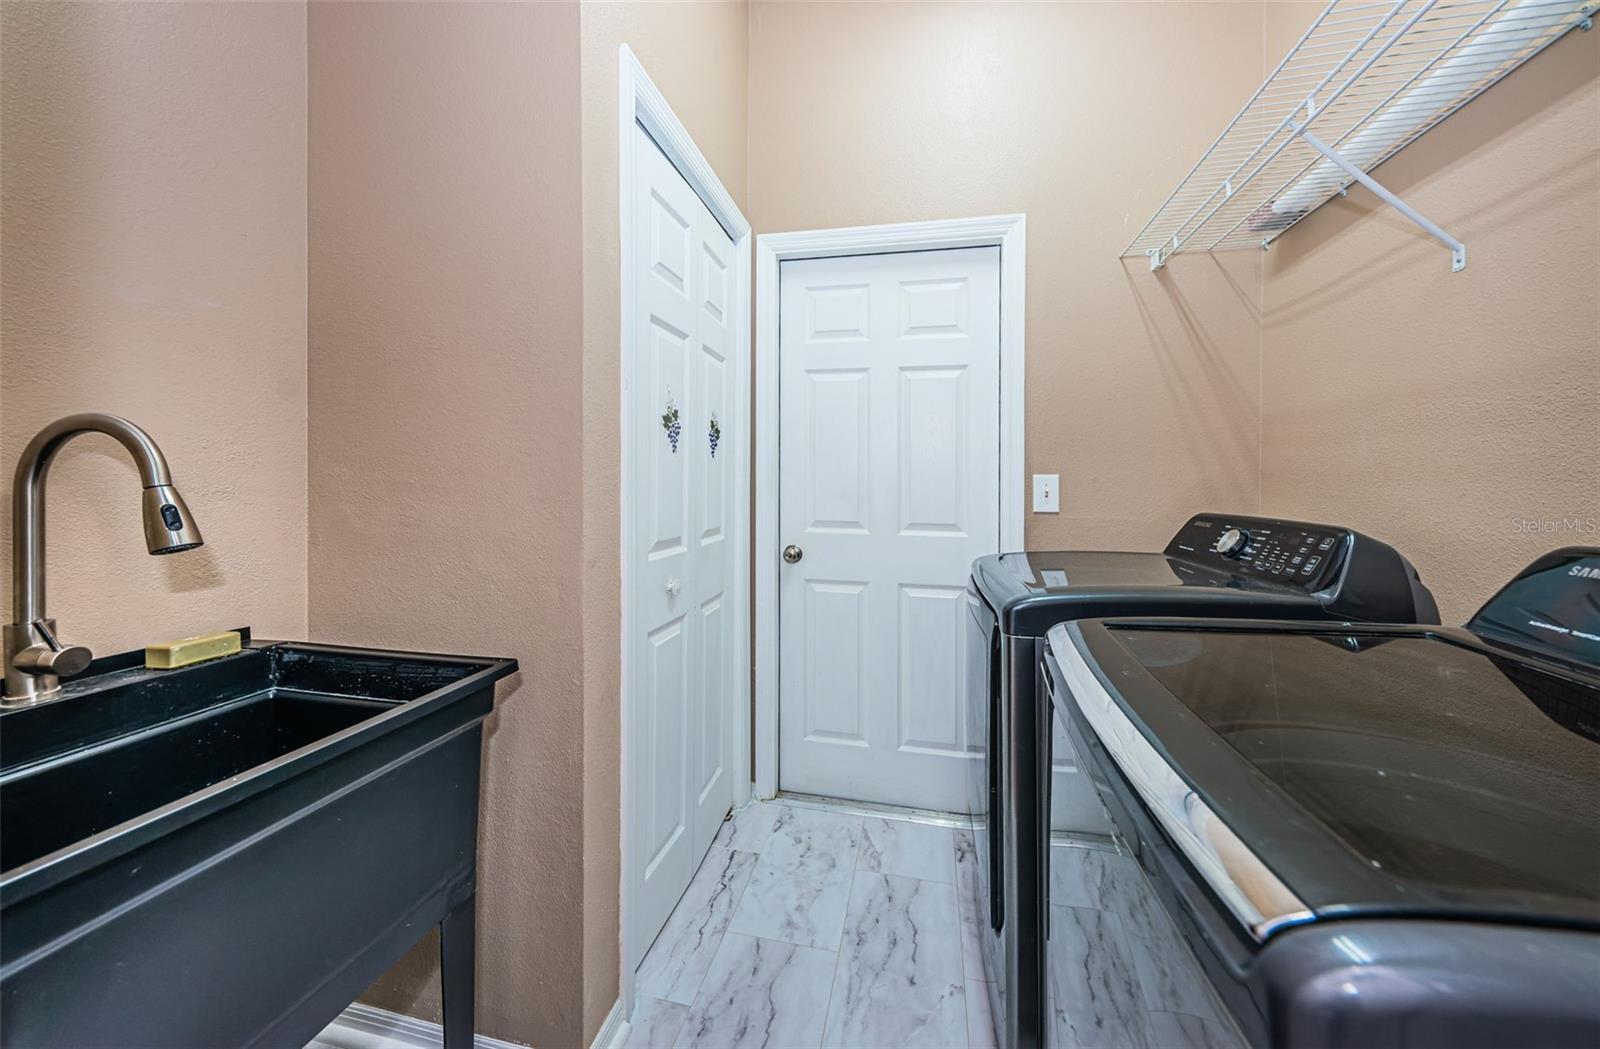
[441,893,476,1049]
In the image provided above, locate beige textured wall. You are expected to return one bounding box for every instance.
[1260,3,1600,621]
[748,1,1267,553]
[578,2,748,1041]
[0,1,308,653]
[306,3,586,1045]
[9,6,1591,1048]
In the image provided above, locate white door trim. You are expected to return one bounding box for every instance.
[753,214,1026,800]
[618,43,752,1015]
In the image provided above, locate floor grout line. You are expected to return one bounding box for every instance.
[820,850,860,1045]
[681,818,769,1015]
[638,833,761,1022]
[953,832,973,1048]
[776,790,970,828]
[673,929,722,1019]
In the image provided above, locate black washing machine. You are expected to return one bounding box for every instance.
[1042,546,1600,1048]
[964,513,1438,1048]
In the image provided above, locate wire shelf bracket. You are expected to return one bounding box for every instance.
[1299,126,1468,270]
[1127,0,1595,274]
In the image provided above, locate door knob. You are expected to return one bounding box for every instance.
[665,577,681,596]
[782,545,803,564]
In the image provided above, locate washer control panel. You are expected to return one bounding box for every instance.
[1213,527,1250,559]
[1166,515,1347,589]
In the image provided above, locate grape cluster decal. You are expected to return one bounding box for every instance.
[708,411,722,459]
[661,389,681,453]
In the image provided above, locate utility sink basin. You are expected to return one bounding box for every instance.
[3,692,384,870]
[2,644,484,871]
[0,637,516,1049]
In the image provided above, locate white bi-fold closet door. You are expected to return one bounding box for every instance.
[777,246,1002,812]
[628,122,737,960]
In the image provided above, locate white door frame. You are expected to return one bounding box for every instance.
[753,215,1026,801]
[618,43,752,1011]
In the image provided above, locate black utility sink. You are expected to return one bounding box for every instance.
[3,692,388,869]
[0,639,515,1049]
[1,645,478,871]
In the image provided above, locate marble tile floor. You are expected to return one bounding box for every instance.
[308,799,1234,1049]
[627,799,1243,1049]
[626,800,990,1049]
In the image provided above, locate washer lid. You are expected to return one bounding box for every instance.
[974,550,1188,599]
[1064,618,1600,931]
[971,550,1321,636]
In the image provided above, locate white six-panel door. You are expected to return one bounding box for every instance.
[629,123,736,957]
[777,247,1001,811]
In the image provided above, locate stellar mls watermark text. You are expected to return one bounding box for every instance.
[1510,516,1598,535]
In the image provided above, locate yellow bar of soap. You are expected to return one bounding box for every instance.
[145,630,242,670]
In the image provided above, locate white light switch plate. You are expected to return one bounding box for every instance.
[1032,474,1060,513]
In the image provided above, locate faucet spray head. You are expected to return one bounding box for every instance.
[141,485,204,554]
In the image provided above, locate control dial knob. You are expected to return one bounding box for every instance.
[1214,527,1250,559]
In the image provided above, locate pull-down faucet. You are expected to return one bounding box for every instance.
[4,413,204,707]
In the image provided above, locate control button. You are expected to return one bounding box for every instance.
[1292,556,1303,565]
[1306,556,1321,569]
[1214,528,1250,559]
[1319,537,1335,550]
[160,504,183,530]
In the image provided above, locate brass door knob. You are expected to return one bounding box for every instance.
[782,545,803,564]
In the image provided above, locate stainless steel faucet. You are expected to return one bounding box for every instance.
[4,413,204,707]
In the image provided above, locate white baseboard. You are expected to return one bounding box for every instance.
[311,1002,530,1049]
[589,998,630,1049]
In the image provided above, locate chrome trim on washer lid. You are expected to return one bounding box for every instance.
[1255,908,1318,938]
[1048,623,1309,941]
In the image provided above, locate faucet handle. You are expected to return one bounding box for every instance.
[13,620,93,677]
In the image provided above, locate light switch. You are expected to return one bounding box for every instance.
[1032,474,1059,513]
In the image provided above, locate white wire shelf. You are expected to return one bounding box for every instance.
[1125,0,1595,271]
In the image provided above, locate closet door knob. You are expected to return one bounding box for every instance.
[665,577,681,596]
[782,545,803,564]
